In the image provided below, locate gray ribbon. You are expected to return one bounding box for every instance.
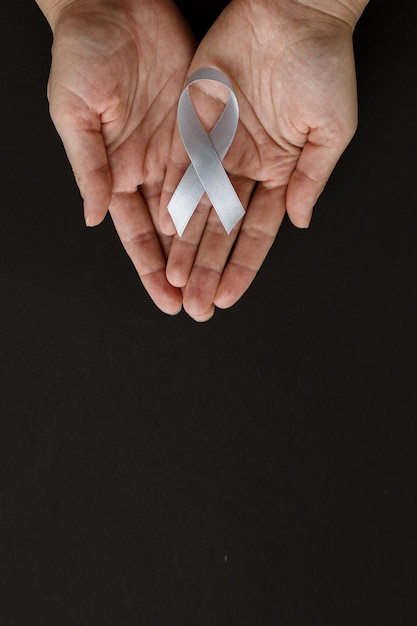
[167,67,245,236]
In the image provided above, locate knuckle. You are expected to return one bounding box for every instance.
[323,115,357,147]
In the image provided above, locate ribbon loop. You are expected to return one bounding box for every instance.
[167,67,245,236]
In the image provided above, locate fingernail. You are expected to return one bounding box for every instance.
[303,210,313,229]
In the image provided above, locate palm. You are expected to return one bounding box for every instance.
[48,0,196,313]
[161,0,357,320]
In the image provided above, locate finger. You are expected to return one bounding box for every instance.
[214,183,287,309]
[181,175,254,321]
[140,179,173,260]
[286,131,354,229]
[165,193,212,288]
[50,102,112,227]
[159,122,189,236]
[182,214,238,322]
[109,191,182,315]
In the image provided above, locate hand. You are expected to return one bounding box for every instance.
[43,0,196,313]
[160,0,361,321]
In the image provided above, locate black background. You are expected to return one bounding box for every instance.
[1,1,416,624]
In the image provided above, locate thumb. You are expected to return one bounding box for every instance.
[286,131,354,229]
[49,97,112,226]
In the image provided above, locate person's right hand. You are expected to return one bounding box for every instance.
[40,0,196,313]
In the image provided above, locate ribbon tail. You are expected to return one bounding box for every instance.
[167,163,205,236]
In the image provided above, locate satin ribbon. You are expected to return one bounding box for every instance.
[167,67,245,237]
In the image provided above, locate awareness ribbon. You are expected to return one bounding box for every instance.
[167,67,245,237]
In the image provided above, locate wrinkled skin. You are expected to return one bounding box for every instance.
[41,0,361,320]
[47,0,196,313]
[161,0,358,321]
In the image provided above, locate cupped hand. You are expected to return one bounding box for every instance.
[160,0,359,321]
[46,0,196,313]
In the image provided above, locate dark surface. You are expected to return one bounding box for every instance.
[1,1,417,624]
